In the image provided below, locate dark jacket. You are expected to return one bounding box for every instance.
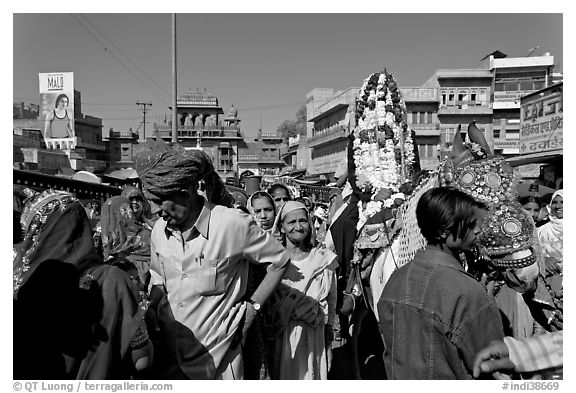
[377,248,504,379]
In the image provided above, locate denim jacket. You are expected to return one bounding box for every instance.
[377,248,504,379]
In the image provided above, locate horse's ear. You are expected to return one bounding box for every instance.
[452,125,474,166]
[468,121,492,156]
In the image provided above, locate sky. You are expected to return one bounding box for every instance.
[12,12,563,141]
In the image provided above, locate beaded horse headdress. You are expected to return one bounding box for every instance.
[439,121,537,269]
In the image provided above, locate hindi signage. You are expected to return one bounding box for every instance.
[519,84,563,155]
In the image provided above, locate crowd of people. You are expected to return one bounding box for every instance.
[12,144,563,380]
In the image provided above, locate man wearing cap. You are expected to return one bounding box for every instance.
[140,149,289,379]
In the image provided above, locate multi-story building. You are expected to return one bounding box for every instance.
[305,87,358,179]
[484,52,555,157]
[420,69,494,160]
[400,87,441,171]
[153,88,244,182]
[236,130,286,180]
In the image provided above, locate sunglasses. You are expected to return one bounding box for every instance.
[274,197,291,202]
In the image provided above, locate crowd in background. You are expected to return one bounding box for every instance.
[12,147,562,380]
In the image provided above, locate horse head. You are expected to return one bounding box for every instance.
[439,121,539,293]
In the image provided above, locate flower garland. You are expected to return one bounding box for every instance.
[353,70,416,229]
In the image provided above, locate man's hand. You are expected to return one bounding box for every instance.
[241,301,259,337]
[473,340,515,378]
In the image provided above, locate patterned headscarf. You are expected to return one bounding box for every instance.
[14,191,100,294]
[139,148,234,207]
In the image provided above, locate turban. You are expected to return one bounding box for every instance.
[139,148,234,207]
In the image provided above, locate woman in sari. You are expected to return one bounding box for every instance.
[267,201,338,379]
[537,190,563,276]
[247,191,277,232]
[242,190,280,379]
[102,192,153,289]
[13,190,153,379]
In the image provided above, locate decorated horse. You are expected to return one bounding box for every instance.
[334,70,562,379]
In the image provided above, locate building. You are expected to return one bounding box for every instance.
[421,69,494,160]
[305,87,358,179]
[280,134,309,177]
[105,128,140,169]
[236,129,286,183]
[483,52,556,157]
[152,88,244,182]
[400,87,441,170]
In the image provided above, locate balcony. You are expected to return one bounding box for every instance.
[438,102,492,115]
[410,123,441,136]
[308,125,348,148]
[400,88,439,103]
[154,125,243,140]
[238,154,260,162]
[258,132,284,142]
[109,130,139,139]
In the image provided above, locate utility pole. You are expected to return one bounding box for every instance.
[136,101,152,141]
[171,14,178,144]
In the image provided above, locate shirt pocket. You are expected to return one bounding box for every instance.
[158,255,179,283]
[194,258,228,296]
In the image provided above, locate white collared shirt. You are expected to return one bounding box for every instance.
[150,198,288,378]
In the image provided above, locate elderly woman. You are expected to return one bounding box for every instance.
[266,201,338,379]
[13,190,153,379]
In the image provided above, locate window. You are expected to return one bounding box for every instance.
[493,129,501,139]
[411,112,418,124]
[418,144,438,158]
[520,81,533,91]
[441,94,447,105]
[506,130,520,140]
[471,93,477,102]
[533,81,545,90]
[448,93,455,102]
[442,128,456,146]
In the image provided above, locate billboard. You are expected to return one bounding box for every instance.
[39,72,75,149]
[519,84,563,155]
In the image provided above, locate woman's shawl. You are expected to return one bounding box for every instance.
[266,247,338,333]
[71,264,143,379]
[538,190,563,261]
[100,196,151,264]
[14,191,100,295]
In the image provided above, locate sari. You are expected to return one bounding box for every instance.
[101,194,153,287]
[266,202,338,379]
[13,191,150,379]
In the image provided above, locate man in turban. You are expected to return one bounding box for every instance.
[140,148,289,379]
